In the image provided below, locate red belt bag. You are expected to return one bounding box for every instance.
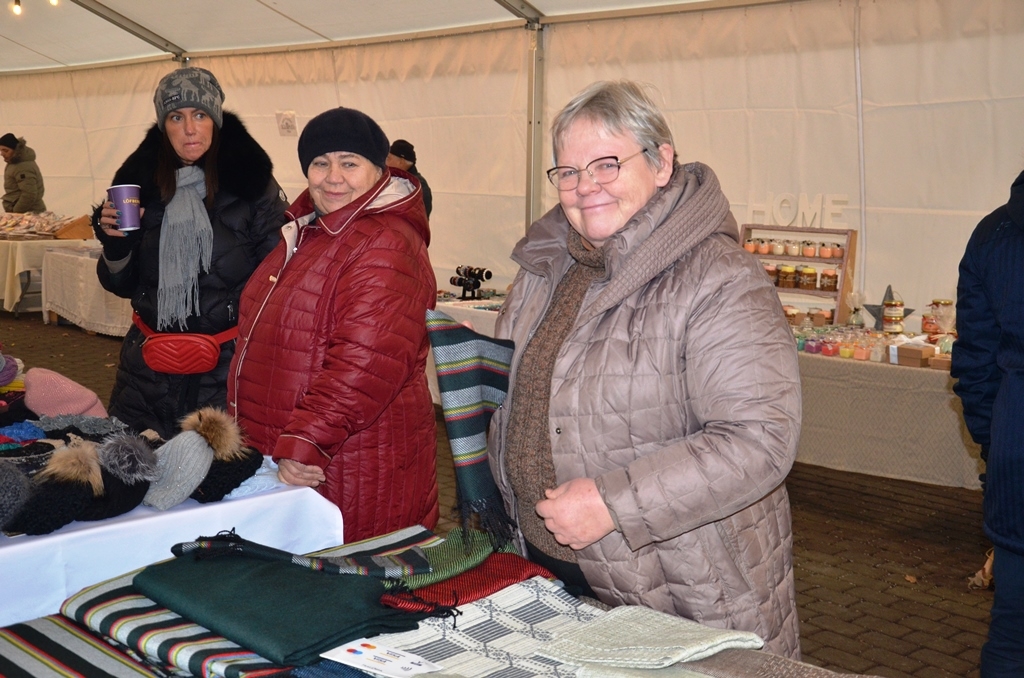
[132,312,238,375]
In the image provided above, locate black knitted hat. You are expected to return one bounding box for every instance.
[0,133,17,150]
[78,433,159,521]
[298,107,390,175]
[0,460,31,530]
[2,441,102,535]
[190,446,264,503]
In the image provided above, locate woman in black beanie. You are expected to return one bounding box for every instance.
[228,107,439,543]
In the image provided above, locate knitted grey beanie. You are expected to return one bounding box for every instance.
[143,430,214,510]
[0,460,32,530]
[153,67,225,131]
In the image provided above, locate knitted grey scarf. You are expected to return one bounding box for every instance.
[157,165,213,330]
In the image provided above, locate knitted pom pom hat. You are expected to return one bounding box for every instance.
[3,441,102,535]
[24,368,108,419]
[175,407,260,504]
[78,433,159,522]
[143,430,214,511]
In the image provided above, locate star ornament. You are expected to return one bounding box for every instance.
[863,285,914,331]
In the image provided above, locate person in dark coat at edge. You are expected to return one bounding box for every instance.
[386,139,432,217]
[92,67,288,440]
[228,107,439,543]
[951,167,1024,678]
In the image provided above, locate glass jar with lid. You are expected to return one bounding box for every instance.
[778,265,798,289]
[798,267,817,290]
[819,269,838,292]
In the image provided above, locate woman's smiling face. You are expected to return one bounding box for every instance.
[555,117,673,247]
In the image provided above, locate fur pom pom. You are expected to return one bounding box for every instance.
[97,433,159,484]
[180,407,245,461]
[36,441,103,496]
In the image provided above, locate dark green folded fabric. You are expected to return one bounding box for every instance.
[133,554,428,666]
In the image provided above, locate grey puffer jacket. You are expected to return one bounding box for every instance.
[489,162,802,658]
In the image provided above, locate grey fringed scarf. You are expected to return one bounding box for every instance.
[157,165,213,330]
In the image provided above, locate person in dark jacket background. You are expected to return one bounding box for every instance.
[93,67,287,439]
[952,168,1024,677]
[1,133,47,213]
[386,139,432,217]
[229,107,438,542]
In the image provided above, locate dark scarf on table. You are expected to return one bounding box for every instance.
[157,165,213,330]
[504,228,605,564]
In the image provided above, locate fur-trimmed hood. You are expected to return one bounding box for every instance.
[4,138,37,164]
[109,111,275,207]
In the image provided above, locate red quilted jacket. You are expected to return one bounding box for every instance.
[228,169,439,542]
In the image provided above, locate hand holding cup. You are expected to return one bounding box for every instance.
[99,184,143,237]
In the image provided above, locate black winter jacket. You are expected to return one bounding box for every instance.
[952,169,1024,555]
[93,111,287,438]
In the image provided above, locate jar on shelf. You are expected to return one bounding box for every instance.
[798,267,817,290]
[819,243,833,259]
[784,240,800,256]
[756,239,771,255]
[743,239,757,253]
[770,239,785,255]
[763,263,778,285]
[778,265,798,289]
[801,241,817,258]
[832,243,844,259]
[819,269,838,292]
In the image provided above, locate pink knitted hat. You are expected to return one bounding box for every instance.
[24,368,108,419]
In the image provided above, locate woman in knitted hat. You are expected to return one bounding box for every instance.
[91,67,288,439]
[228,106,438,543]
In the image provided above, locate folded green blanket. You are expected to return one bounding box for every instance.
[133,552,428,666]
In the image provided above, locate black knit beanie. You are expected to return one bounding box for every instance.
[0,133,17,150]
[3,476,94,535]
[190,446,264,503]
[298,107,390,175]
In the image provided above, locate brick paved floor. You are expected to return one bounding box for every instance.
[0,311,993,676]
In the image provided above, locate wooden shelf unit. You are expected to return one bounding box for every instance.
[740,224,858,325]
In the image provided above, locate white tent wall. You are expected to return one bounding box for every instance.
[1,0,1023,322]
[543,0,1024,326]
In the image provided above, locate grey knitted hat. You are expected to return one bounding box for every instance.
[0,460,32,530]
[143,430,214,511]
[154,67,225,131]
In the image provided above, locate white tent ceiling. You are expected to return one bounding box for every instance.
[0,0,721,74]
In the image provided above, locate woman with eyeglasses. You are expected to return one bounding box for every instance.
[487,80,802,657]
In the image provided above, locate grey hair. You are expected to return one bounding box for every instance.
[551,80,675,171]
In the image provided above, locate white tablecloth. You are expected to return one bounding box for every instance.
[796,352,983,489]
[41,245,133,336]
[0,483,346,627]
[427,299,502,403]
[0,239,96,312]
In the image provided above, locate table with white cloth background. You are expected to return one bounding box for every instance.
[41,243,132,336]
[427,299,501,404]
[0,238,95,315]
[0,482,346,627]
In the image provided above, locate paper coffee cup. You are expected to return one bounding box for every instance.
[107,184,142,232]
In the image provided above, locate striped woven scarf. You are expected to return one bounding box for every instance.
[425,309,516,550]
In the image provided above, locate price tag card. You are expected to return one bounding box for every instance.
[321,639,441,677]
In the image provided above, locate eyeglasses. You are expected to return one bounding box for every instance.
[546,149,649,191]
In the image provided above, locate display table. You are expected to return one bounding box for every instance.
[797,352,983,489]
[427,299,502,403]
[0,483,346,627]
[0,238,95,314]
[41,244,132,336]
